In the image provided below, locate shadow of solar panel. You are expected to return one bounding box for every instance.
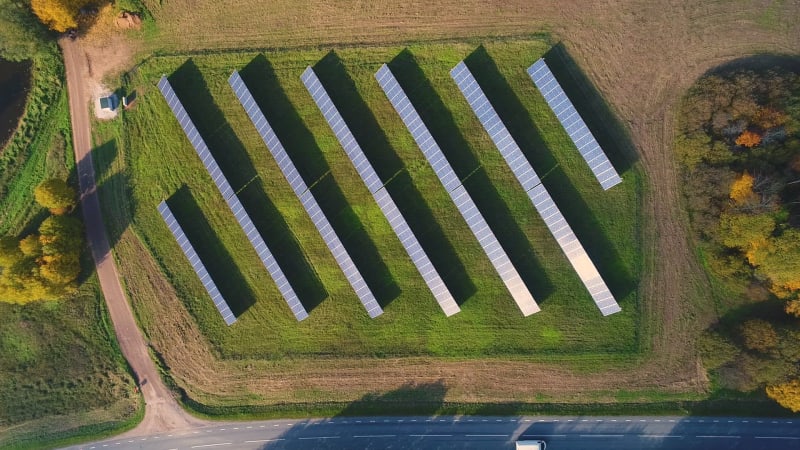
[301,66,459,317]
[450,62,620,316]
[157,76,308,321]
[228,71,382,319]
[527,59,622,190]
[157,201,236,325]
[375,64,538,317]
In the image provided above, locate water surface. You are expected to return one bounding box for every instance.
[0,59,32,148]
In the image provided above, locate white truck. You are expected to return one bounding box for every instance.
[516,440,546,450]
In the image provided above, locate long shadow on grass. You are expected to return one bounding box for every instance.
[312,51,476,305]
[166,186,256,318]
[237,54,400,308]
[168,59,327,313]
[334,380,448,416]
[91,140,133,250]
[388,49,554,303]
[542,43,639,173]
[464,46,636,299]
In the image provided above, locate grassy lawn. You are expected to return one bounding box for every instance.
[115,38,643,361]
[0,47,139,448]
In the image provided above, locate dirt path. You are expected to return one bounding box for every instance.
[60,37,206,436]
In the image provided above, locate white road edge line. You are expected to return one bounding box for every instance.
[466,434,508,437]
[409,434,453,437]
[696,435,741,438]
[244,439,285,443]
[755,436,800,440]
[354,435,397,438]
[191,444,233,448]
[579,434,624,438]
[298,436,340,440]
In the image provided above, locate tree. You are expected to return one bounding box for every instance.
[18,234,41,257]
[767,379,800,412]
[29,0,92,33]
[38,215,83,256]
[716,212,775,254]
[786,300,800,318]
[34,178,77,214]
[729,172,756,204]
[39,254,80,284]
[735,130,762,148]
[740,319,779,354]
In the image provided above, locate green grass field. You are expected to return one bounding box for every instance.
[115,38,644,360]
[0,47,139,448]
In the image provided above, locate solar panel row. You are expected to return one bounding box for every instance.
[157,76,309,321]
[450,62,621,316]
[375,64,539,316]
[301,67,460,317]
[527,59,622,190]
[157,201,237,325]
[228,71,383,318]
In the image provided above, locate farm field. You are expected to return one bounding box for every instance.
[96,0,798,412]
[116,39,641,359]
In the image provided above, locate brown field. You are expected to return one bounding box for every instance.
[112,0,800,407]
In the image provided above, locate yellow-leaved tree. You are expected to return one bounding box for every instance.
[729,172,756,204]
[34,178,76,214]
[30,0,92,33]
[767,380,800,413]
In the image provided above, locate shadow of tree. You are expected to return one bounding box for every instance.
[168,59,327,313]
[388,48,555,302]
[464,45,636,299]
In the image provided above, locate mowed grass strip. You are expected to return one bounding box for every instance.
[120,39,642,359]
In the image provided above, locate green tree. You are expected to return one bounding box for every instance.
[34,178,77,214]
[18,234,42,257]
[39,254,80,284]
[38,215,83,256]
[740,319,779,354]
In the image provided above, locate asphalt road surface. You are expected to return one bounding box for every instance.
[67,415,799,449]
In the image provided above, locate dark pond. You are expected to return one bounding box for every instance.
[0,59,32,148]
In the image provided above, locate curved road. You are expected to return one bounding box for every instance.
[66,416,800,449]
[61,37,203,435]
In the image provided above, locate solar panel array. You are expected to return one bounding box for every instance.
[527,59,622,190]
[228,71,383,318]
[157,201,237,325]
[301,67,460,317]
[375,64,539,316]
[450,62,621,316]
[157,76,309,321]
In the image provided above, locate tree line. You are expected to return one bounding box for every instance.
[676,66,800,412]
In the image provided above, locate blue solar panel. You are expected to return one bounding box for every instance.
[228,71,382,319]
[375,64,538,316]
[157,76,309,321]
[301,67,459,317]
[157,201,236,325]
[450,62,620,316]
[527,59,622,190]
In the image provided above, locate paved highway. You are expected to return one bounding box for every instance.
[67,416,799,449]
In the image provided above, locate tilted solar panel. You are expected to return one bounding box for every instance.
[228,71,382,318]
[527,59,622,190]
[301,67,460,317]
[157,76,309,321]
[450,62,620,316]
[375,64,539,316]
[157,201,237,325]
